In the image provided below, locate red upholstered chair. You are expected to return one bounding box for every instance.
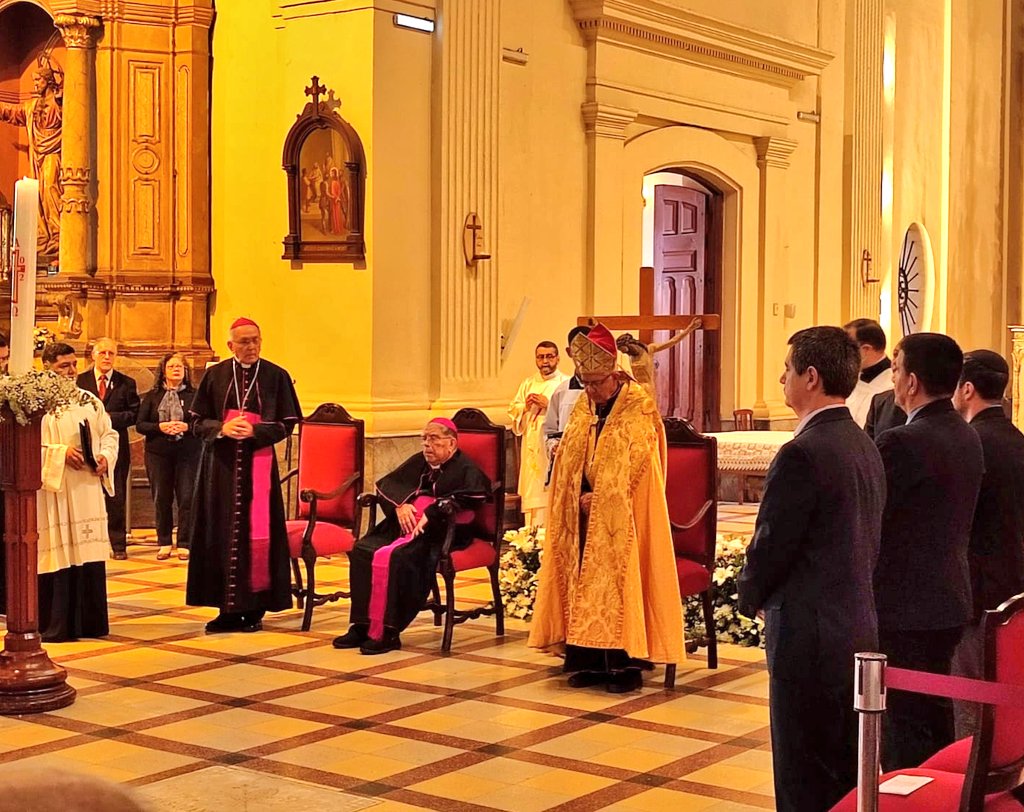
[423,408,506,653]
[282,404,364,631]
[662,417,719,689]
[830,592,1024,811]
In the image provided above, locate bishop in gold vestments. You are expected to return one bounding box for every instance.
[529,324,683,692]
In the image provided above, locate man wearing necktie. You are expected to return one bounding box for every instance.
[77,338,140,560]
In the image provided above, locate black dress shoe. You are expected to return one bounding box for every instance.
[205,615,245,634]
[359,634,401,655]
[567,670,609,689]
[628,658,656,672]
[240,620,262,633]
[111,551,128,561]
[332,625,369,649]
[606,667,643,694]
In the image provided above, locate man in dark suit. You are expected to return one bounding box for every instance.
[864,388,906,440]
[951,349,1024,736]
[875,332,983,770]
[77,338,140,560]
[738,326,885,812]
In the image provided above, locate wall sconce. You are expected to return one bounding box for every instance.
[861,249,880,284]
[463,213,491,267]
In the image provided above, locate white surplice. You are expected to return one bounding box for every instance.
[37,392,119,575]
[508,369,569,525]
[846,371,894,428]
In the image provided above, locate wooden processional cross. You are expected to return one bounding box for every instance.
[576,311,721,419]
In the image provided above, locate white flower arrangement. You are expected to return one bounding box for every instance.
[498,526,545,620]
[499,525,765,648]
[684,532,766,648]
[0,370,93,425]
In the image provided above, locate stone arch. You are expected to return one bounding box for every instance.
[622,125,761,418]
[0,0,53,14]
[0,0,64,204]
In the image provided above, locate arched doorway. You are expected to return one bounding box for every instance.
[641,169,722,431]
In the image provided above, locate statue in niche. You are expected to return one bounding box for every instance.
[0,50,64,258]
[616,318,703,401]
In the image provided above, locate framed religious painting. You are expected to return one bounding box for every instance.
[282,77,365,262]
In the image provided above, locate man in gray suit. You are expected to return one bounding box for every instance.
[738,326,885,812]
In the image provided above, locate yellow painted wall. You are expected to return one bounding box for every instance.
[495,0,588,395]
[211,1,376,412]
[947,0,1007,351]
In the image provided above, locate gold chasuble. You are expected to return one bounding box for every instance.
[529,381,684,664]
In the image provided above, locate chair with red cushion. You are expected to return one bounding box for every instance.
[282,403,364,631]
[662,417,718,689]
[830,592,1024,811]
[423,408,505,653]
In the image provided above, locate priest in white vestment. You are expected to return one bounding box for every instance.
[844,318,894,428]
[508,341,568,527]
[37,342,119,641]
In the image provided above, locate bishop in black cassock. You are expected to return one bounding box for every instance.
[182,318,302,633]
[333,417,489,654]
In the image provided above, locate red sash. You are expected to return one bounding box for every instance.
[225,409,272,592]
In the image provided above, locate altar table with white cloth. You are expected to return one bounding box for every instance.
[706,431,794,502]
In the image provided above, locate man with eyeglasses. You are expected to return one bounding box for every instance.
[182,317,302,634]
[333,418,490,654]
[508,341,568,527]
[529,324,683,693]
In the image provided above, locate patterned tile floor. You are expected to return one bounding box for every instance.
[0,507,770,811]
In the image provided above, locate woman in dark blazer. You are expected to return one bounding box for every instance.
[137,353,201,560]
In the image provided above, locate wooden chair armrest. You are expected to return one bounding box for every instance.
[354,491,379,539]
[669,499,714,532]
[300,472,359,504]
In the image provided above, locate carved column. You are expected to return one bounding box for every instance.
[54,14,101,278]
[846,0,884,318]
[754,136,798,416]
[581,102,638,313]
[1011,326,1024,430]
[435,0,501,403]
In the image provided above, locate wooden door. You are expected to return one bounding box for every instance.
[653,185,708,428]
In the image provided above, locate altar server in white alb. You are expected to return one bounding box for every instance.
[508,341,568,526]
[844,318,894,428]
[37,342,119,642]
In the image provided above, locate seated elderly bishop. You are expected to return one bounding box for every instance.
[529,323,684,693]
[36,342,120,642]
[333,417,490,655]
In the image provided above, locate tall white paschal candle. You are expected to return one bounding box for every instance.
[10,178,38,375]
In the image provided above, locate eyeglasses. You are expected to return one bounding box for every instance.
[581,374,614,389]
[420,434,451,445]
[233,337,261,347]
[535,353,558,361]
